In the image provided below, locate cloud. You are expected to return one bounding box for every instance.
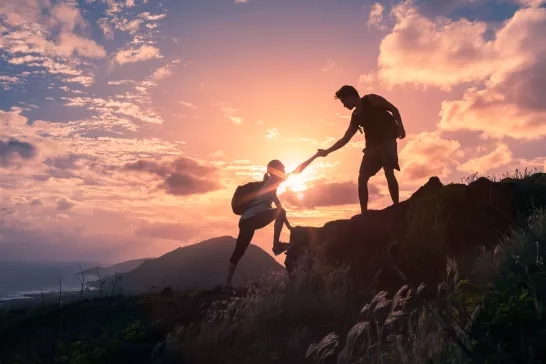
[457,143,512,173]
[112,45,162,65]
[0,138,37,167]
[56,197,75,211]
[515,0,546,6]
[399,132,462,182]
[321,60,339,73]
[218,103,244,125]
[282,179,381,209]
[265,128,280,140]
[116,18,143,34]
[138,12,168,21]
[0,75,23,90]
[368,3,387,30]
[98,18,114,39]
[150,65,173,81]
[179,101,197,109]
[372,3,546,140]
[134,220,201,241]
[122,157,223,196]
[438,7,546,140]
[235,0,250,3]
[0,0,106,87]
[375,2,499,90]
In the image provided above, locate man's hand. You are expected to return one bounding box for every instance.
[398,127,406,139]
[317,149,329,157]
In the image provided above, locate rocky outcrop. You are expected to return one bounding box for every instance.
[285,173,546,296]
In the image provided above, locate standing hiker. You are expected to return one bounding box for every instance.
[317,85,406,213]
[225,153,319,288]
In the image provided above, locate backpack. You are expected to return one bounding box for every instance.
[231,181,264,215]
[354,95,398,139]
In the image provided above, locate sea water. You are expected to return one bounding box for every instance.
[0,261,101,301]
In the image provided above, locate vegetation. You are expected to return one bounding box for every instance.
[1,170,546,363]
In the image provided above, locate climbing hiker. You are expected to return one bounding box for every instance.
[317,85,406,213]
[225,153,319,289]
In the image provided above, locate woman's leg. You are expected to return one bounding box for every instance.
[225,224,255,287]
[273,208,286,245]
[272,209,292,255]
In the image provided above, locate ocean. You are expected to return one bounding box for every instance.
[0,261,101,301]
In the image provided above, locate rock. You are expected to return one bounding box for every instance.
[285,173,546,296]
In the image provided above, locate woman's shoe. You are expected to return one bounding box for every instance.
[273,242,292,256]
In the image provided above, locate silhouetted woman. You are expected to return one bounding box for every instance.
[225,153,319,288]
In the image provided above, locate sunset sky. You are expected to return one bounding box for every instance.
[1,0,545,264]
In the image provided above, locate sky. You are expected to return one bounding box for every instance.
[1,0,545,264]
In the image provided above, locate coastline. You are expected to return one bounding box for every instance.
[0,287,102,311]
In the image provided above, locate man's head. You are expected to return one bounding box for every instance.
[334,85,360,110]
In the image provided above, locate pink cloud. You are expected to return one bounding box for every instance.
[399,132,462,183]
[375,3,499,90]
[282,179,381,209]
[372,2,546,140]
[438,7,546,139]
[457,143,512,173]
[112,44,162,65]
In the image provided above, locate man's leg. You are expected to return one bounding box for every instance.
[381,139,401,205]
[384,167,399,204]
[358,173,371,213]
[358,149,381,214]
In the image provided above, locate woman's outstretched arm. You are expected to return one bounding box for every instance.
[289,152,319,176]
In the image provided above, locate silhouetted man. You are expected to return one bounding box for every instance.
[317,85,406,213]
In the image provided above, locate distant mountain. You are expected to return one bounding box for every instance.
[79,258,152,278]
[101,236,285,294]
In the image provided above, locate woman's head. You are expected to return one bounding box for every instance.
[264,159,287,182]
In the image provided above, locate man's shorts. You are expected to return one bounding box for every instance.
[359,139,400,177]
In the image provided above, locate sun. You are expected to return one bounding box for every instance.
[277,163,314,195]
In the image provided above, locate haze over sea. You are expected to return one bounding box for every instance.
[0,261,100,301]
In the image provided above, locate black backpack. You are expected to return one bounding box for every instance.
[231,181,264,215]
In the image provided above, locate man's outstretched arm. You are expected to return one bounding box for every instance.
[318,123,359,157]
[368,94,406,139]
[289,152,320,175]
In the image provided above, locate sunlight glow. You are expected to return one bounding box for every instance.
[277,162,316,195]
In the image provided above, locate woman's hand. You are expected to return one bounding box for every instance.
[317,149,329,157]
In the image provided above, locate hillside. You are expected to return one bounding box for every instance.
[2,171,546,364]
[80,258,152,278]
[285,172,546,296]
[100,236,285,294]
